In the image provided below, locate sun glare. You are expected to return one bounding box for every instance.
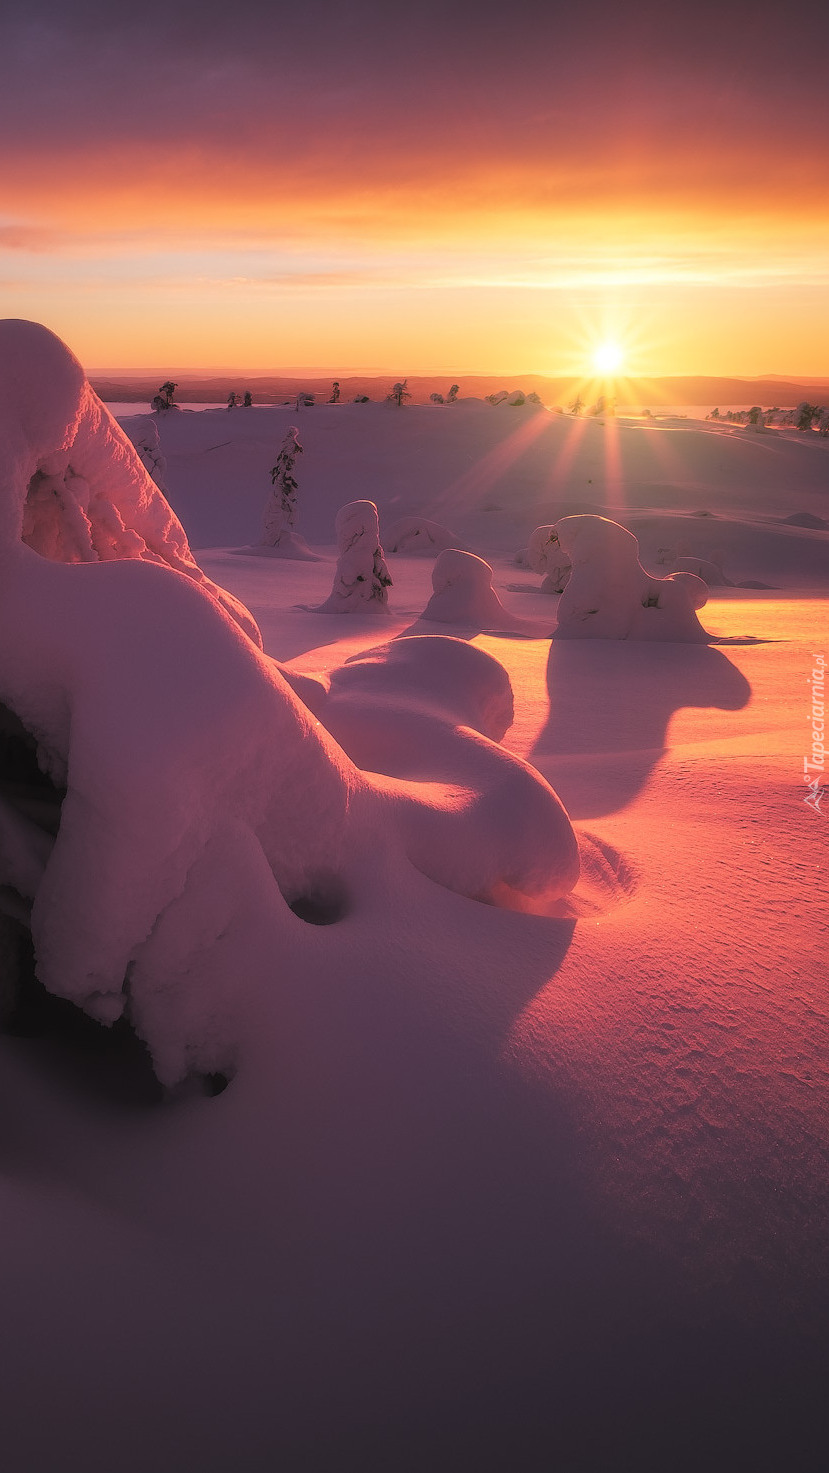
[592,342,624,375]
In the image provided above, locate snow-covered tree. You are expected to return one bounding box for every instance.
[552,515,710,642]
[319,500,392,611]
[430,392,445,404]
[243,391,253,407]
[748,405,763,425]
[262,426,303,547]
[527,524,571,593]
[796,402,819,431]
[329,381,340,403]
[159,380,177,407]
[569,395,584,416]
[131,418,168,494]
[227,392,239,410]
[446,383,459,403]
[387,379,410,407]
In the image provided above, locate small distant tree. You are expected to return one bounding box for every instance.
[262,426,303,546]
[708,407,720,419]
[329,381,341,403]
[387,379,411,406]
[158,380,177,408]
[227,391,239,410]
[446,383,459,403]
[817,407,829,437]
[243,391,253,407]
[748,405,763,425]
[796,401,819,431]
[430,392,444,404]
[592,396,606,416]
[353,394,369,403]
[569,395,584,416]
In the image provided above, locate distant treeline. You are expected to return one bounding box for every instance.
[91,372,829,409]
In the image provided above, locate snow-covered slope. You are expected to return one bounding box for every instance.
[119,396,829,590]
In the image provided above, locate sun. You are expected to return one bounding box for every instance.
[592,342,625,375]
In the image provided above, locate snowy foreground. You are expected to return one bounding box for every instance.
[1,324,828,1471]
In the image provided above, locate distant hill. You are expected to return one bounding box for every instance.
[91,372,829,409]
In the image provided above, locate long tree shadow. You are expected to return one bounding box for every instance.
[532,641,752,819]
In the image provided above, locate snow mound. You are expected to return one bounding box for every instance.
[0,552,578,1084]
[552,515,711,641]
[782,512,827,530]
[0,320,260,646]
[326,635,514,742]
[386,516,465,556]
[297,635,520,785]
[418,549,507,624]
[316,500,393,613]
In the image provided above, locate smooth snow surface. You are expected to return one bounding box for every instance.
[0,326,827,1473]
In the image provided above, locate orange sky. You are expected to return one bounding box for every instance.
[1,1,827,376]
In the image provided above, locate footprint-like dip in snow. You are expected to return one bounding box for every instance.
[566,831,639,917]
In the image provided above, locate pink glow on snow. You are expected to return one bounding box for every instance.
[431,411,551,519]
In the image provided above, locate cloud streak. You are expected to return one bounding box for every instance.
[1,0,826,372]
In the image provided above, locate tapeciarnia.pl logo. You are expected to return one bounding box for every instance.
[804,652,826,815]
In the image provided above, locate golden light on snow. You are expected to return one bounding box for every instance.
[592,343,625,376]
